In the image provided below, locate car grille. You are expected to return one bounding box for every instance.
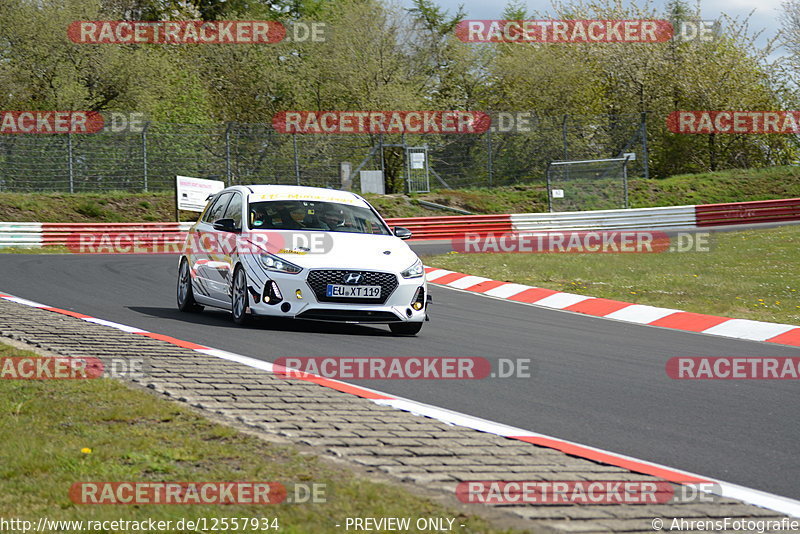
[297,309,402,323]
[306,270,399,304]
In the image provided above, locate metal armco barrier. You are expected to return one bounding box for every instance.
[0,222,43,247]
[511,205,696,232]
[384,215,513,239]
[1,198,799,247]
[0,222,192,248]
[39,222,193,247]
[695,198,800,227]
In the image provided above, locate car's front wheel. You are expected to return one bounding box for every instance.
[231,266,251,325]
[177,258,203,313]
[389,322,423,336]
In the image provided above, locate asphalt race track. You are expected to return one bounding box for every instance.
[1,253,799,500]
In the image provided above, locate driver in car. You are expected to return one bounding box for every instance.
[319,205,346,231]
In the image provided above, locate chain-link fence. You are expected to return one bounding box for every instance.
[0,113,648,193]
[546,157,631,212]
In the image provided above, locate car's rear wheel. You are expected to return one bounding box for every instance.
[231,266,251,325]
[177,258,203,312]
[389,322,423,336]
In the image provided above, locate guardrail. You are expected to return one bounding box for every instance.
[39,223,193,247]
[695,198,800,227]
[511,205,696,232]
[384,215,512,239]
[0,222,192,247]
[1,198,798,247]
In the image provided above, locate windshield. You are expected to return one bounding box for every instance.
[247,200,391,235]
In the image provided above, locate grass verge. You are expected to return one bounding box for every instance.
[424,225,800,326]
[0,341,515,533]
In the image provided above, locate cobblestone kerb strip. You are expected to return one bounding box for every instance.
[0,298,794,533]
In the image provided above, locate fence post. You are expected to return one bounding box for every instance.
[487,130,493,187]
[225,122,232,186]
[142,121,150,192]
[640,112,650,180]
[292,133,300,185]
[67,133,74,193]
[379,134,385,176]
[546,162,553,213]
[623,157,630,209]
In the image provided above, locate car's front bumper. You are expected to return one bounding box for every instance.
[247,271,427,324]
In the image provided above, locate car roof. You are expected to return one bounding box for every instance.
[233,185,368,208]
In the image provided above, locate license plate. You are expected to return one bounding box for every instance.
[326,284,381,298]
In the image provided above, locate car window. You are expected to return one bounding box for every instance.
[248,200,391,235]
[222,193,243,229]
[202,192,232,224]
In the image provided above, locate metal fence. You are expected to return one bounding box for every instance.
[546,157,631,212]
[0,113,648,193]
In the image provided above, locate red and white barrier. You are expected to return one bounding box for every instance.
[384,214,513,239]
[1,198,798,247]
[696,198,800,227]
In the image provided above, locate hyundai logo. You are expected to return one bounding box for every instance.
[343,272,363,284]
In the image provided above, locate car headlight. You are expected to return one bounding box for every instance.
[401,259,424,278]
[260,253,302,274]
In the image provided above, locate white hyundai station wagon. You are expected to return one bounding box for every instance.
[177,185,429,335]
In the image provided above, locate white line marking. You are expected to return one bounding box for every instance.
[82,317,148,333]
[3,296,47,307]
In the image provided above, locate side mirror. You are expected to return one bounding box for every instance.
[213,218,239,233]
[393,227,412,240]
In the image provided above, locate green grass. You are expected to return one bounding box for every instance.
[0,246,70,254]
[0,191,194,223]
[0,166,798,222]
[424,225,800,326]
[0,341,516,533]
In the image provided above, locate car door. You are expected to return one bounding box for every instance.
[210,191,243,302]
[193,192,233,302]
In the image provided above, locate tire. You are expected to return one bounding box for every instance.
[389,322,423,336]
[231,266,251,325]
[177,258,203,313]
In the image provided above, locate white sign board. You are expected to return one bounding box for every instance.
[623,152,636,161]
[360,170,385,195]
[410,152,426,169]
[551,189,564,198]
[176,176,225,212]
